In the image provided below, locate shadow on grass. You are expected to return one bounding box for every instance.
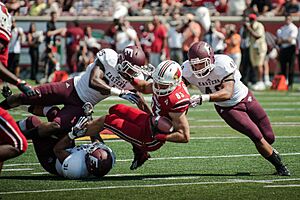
[0,172,254,182]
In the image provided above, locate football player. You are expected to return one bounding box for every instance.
[0,3,39,174]
[0,46,151,139]
[18,115,115,179]
[70,60,191,170]
[183,41,290,176]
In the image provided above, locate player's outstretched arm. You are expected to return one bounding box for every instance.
[0,61,39,97]
[128,78,153,94]
[53,134,73,164]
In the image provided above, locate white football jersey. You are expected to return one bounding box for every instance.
[55,144,92,179]
[74,48,144,105]
[182,54,248,107]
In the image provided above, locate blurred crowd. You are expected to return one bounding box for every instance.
[3,0,300,90]
[3,0,300,17]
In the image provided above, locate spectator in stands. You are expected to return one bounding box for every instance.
[276,0,300,16]
[224,24,241,69]
[29,0,47,16]
[6,0,22,16]
[250,0,273,16]
[227,0,246,16]
[27,22,43,83]
[65,20,84,73]
[42,0,61,16]
[114,17,140,53]
[245,13,268,91]
[203,21,225,54]
[243,0,255,17]
[8,18,25,78]
[264,32,278,86]
[167,13,183,64]
[298,27,300,77]
[276,14,298,90]
[150,15,168,67]
[140,23,155,64]
[240,15,256,86]
[215,0,228,16]
[181,13,201,61]
[84,26,100,56]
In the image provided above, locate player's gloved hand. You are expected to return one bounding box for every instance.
[119,90,140,104]
[1,85,13,98]
[189,95,202,108]
[68,116,89,139]
[82,102,94,120]
[17,80,40,97]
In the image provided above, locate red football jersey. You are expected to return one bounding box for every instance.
[152,81,190,118]
[0,39,9,67]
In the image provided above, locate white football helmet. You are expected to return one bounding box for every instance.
[61,151,89,179]
[152,60,182,96]
[0,2,12,43]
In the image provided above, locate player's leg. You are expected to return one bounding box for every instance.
[104,114,150,170]
[108,104,148,126]
[0,79,75,109]
[0,109,28,174]
[246,92,289,175]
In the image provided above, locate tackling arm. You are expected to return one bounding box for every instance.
[156,112,190,143]
[89,62,112,95]
[128,78,153,94]
[209,75,235,102]
[53,135,73,164]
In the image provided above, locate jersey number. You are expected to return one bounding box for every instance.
[175,92,185,99]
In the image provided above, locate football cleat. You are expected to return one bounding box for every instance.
[275,165,291,176]
[130,152,151,170]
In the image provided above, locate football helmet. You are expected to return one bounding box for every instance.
[117,46,154,78]
[152,60,182,96]
[85,143,116,178]
[61,150,89,179]
[0,2,12,43]
[188,41,215,78]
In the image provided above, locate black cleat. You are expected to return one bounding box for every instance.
[130,152,151,170]
[275,165,291,176]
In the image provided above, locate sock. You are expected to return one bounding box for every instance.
[264,74,270,83]
[266,149,284,169]
[0,99,12,110]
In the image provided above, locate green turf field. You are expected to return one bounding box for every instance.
[0,87,300,200]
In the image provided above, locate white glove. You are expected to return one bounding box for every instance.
[119,90,140,104]
[189,95,202,108]
[82,102,94,120]
[68,116,89,139]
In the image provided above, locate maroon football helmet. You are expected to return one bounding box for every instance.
[85,143,116,178]
[117,46,153,78]
[188,41,215,78]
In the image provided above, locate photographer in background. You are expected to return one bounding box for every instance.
[28,22,44,83]
[8,17,25,78]
[114,17,140,53]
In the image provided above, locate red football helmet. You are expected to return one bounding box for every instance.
[85,143,116,178]
[0,2,12,44]
[117,46,154,78]
[188,41,215,78]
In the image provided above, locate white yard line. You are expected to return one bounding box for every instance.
[264,184,300,188]
[1,178,300,195]
[4,152,300,167]
[2,168,33,172]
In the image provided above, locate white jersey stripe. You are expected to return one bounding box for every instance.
[0,116,23,150]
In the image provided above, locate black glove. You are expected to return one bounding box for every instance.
[17,80,40,97]
[1,85,13,98]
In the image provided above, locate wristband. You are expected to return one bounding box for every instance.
[110,87,122,96]
[16,79,23,86]
[68,131,76,140]
[202,94,210,102]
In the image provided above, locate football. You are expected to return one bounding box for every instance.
[151,116,174,134]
